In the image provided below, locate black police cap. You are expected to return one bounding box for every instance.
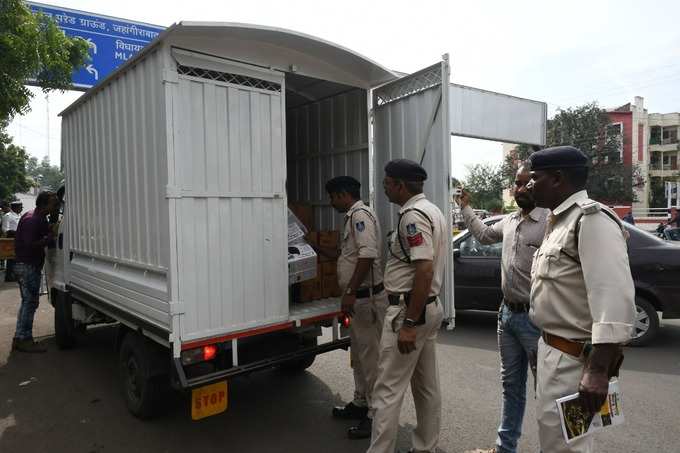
[325,175,360,194]
[529,146,588,171]
[384,159,428,182]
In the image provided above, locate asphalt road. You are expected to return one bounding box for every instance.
[0,282,678,453]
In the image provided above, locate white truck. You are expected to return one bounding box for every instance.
[52,22,546,419]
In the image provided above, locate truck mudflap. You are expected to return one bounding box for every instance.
[174,337,350,389]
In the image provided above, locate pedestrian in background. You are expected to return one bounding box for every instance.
[460,161,549,453]
[3,201,23,282]
[367,159,447,453]
[622,211,635,225]
[527,146,635,453]
[12,192,58,353]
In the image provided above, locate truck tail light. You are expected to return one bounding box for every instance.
[181,344,218,365]
[203,345,217,361]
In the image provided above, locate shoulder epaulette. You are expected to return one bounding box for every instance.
[576,199,601,215]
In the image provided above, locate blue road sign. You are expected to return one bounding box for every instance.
[27,2,165,90]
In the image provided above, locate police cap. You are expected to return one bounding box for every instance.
[325,175,361,194]
[529,146,588,171]
[10,201,23,207]
[384,159,428,182]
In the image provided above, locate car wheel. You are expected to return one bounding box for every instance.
[629,297,659,347]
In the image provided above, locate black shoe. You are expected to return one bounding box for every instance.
[348,417,372,439]
[13,339,47,353]
[332,402,368,420]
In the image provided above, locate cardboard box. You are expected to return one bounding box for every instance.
[321,261,337,277]
[322,275,341,298]
[318,230,340,262]
[300,277,322,302]
[319,230,340,248]
[305,231,318,247]
[288,203,314,232]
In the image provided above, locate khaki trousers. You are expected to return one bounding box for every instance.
[536,337,593,453]
[367,300,443,453]
[351,292,389,418]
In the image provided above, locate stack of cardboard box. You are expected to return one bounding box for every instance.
[299,230,342,301]
[288,202,343,302]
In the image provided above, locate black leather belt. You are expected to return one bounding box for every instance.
[504,301,530,313]
[388,294,438,306]
[355,283,384,299]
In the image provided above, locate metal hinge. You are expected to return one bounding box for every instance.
[169,301,185,315]
[162,69,179,84]
[166,185,181,199]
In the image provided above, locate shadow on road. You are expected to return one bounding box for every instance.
[437,310,499,353]
[0,325,378,453]
[622,319,680,376]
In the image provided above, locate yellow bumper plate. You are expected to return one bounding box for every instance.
[191,380,228,420]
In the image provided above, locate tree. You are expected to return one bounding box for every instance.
[463,163,505,212]
[1,0,90,124]
[501,103,638,205]
[26,155,63,190]
[547,103,636,205]
[0,122,31,201]
[501,143,534,188]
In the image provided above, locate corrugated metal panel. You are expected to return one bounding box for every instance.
[286,88,369,230]
[449,84,547,146]
[61,49,170,330]
[372,61,455,320]
[170,53,288,341]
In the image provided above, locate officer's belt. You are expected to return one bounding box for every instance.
[355,283,384,299]
[542,332,589,358]
[388,294,438,306]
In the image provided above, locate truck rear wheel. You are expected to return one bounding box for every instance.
[54,290,76,349]
[119,332,166,419]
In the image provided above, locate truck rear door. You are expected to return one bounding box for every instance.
[168,49,288,343]
[370,59,455,322]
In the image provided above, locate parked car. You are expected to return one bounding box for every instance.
[657,227,680,242]
[453,215,680,346]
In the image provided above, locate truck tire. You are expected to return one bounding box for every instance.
[279,337,317,373]
[119,332,166,419]
[629,296,659,347]
[54,290,76,349]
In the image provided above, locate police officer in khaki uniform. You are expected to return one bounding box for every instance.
[527,146,635,453]
[323,176,389,440]
[367,159,447,453]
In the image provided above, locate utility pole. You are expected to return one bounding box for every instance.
[46,93,50,164]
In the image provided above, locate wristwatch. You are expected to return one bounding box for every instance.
[404,318,417,328]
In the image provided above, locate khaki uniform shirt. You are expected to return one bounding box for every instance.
[462,205,549,304]
[384,194,447,296]
[337,200,383,291]
[529,190,635,344]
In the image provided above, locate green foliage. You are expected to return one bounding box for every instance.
[546,103,637,204]
[502,103,639,205]
[0,123,31,201]
[26,155,63,191]
[0,0,90,123]
[463,163,505,211]
[501,143,534,188]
